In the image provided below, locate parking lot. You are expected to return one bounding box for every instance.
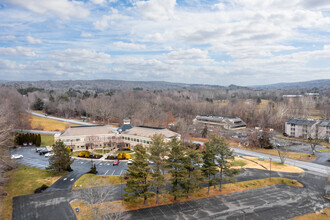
[9,147,128,176]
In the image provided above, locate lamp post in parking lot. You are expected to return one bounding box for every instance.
[269,157,272,180]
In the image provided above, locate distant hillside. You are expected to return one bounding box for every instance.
[252,79,330,89]
[2,79,226,91]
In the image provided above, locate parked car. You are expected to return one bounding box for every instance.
[11,154,23,159]
[39,150,49,155]
[45,152,54,157]
[36,147,45,153]
[113,159,119,166]
[127,159,133,165]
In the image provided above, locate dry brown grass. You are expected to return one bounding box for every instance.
[70,177,303,219]
[276,134,330,147]
[290,208,330,220]
[29,114,78,131]
[73,175,126,190]
[231,141,317,161]
[232,156,305,173]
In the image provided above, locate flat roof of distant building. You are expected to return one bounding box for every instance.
[122,126,180,139]
[60,125,116,137]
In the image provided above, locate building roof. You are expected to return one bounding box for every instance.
[118,124,134,132]
[319,120,330,127]
[60,125,116,137]
[122,126,180,139]
[286,118,317,126]
[195,115,246,128]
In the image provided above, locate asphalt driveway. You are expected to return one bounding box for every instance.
[12,169,330,220]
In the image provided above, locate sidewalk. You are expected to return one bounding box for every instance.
[231,147,330,176]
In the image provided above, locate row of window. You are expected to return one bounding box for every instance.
[122,136,151,145]
[63,136,111,143]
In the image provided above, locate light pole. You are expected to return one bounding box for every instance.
[120,175,123,203]
[241,210,246,220]
[269,157,272,181]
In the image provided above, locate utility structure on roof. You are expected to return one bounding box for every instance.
[193,115,246,130]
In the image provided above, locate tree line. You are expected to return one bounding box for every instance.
[124,134,239,205]
[23,87,329,136]
[15,133,41,146]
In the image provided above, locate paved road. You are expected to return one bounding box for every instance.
[13,129,61,135]
[117,170,330,220]
[232,147,330,176]
[13,185,122,220]
[12,169,330,220]
[10,147,129,191]
[120,184,329,220]
[31,112,96,126]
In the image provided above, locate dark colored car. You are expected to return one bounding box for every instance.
[113,159,119,166]
[39,150,49,155]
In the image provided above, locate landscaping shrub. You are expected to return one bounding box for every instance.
[78,151,85,157]
[122,152,127,159]
[66,147,72,152]
[125,154,131,159]
[85,151,90,158]
[118,153,123,159]
[88,164,98,174]
[127,146,131,150]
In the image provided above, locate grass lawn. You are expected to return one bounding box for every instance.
[230,141,317,161]
[93,149,110,155]
[318,148,330,153]
[1,165,67,220]
[29,114,78,131]
[232,156,304,173]
[291,208,330,220]
[70,177,303,219]
[40,135,54,146]
[72,174,126,189]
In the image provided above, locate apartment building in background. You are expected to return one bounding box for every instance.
[285,118,330,141]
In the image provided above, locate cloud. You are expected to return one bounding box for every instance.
[26,36,42,44]
[6,0,89,19]
[80,32,92,37]
[93,8,130,30]
[167,48,214,64]
[112,41,146,50]
[0,35,16,41]
[0,46,37,57]
[52,49,111,63]
[134,0,176,21]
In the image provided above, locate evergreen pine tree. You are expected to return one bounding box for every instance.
[47,140,74,172]
[181,148,204,198]
[202,140,218,194]
[124,144,153,205]
[149,134,167,204]
[210,135,240,191]
[36,134,41,146]
[166,137,186,201]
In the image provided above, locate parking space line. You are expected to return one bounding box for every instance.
[111,170,115,175]
[104,170,109,175]
[120,170,123,175]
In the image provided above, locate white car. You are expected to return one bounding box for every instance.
[45,152,54,157]
[127,159,133,165]
[11,154,23,159]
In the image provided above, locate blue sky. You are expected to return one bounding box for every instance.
[0,0,329,86]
